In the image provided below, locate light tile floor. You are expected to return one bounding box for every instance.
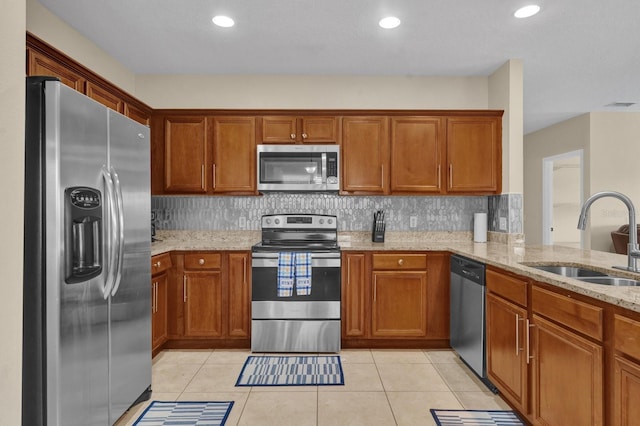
[114,348,510,426]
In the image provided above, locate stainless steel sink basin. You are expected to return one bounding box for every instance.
[577,277,640,287]
[528,265,608,278]
[527,264,640,286]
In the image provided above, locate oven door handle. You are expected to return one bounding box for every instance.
[252,257,341,268]
[251,252,340,259]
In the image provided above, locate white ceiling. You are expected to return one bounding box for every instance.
[39,0,640,134]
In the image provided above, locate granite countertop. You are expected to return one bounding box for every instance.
[152,230,640,313]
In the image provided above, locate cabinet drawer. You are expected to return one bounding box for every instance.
[372,253,427,270]
[614,314,640,360]
[486,268,527,306]
[532,285,603,341]
[151,253,172,276]
[184,253,222,270]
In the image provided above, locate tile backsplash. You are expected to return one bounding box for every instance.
[152,193,524,234]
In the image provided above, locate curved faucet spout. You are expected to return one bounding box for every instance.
[577,191,640,272]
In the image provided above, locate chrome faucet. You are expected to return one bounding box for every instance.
[577,191,640,272]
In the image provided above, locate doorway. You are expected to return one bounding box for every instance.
[542,150,584,248]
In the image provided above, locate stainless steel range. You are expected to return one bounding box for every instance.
[251,214,341,353]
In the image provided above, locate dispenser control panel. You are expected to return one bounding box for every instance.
[64,187,103,283]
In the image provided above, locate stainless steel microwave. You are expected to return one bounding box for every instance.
[257,144,340,192]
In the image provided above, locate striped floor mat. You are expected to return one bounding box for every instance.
[235,355,344,386]
[133,401,234,426]
[430,409,524,426]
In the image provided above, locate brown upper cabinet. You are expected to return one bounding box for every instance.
[27,48,86,92]
[446,116,501,194]
[260,116,339,144]
[212,117,256,193]
[86,81,124,113]
[341,116,390,194]
[342,113,501,195]
[156,114,257,195]
[390,117,445,194]
[26,33,152,126]
[164,116,209,193]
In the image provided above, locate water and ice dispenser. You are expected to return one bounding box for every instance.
[64,187,102,283]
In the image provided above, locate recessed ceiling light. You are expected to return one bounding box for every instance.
[379,16,401,29]
[514,5,541,18]
[212,15,235,28]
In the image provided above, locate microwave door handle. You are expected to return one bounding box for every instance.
[321,153,327,182]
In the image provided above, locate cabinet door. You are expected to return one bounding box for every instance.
[164,116,208,193]
[300,116,338,144]
[613,355,640,426]
[184,271,223,337]
[532,314,603,426]
[486,293,528,414]
[390,117,444,193]
[371,271,427,337]
[212,117,256,193]
[342,117,389,194]
[261,116,297,143]
[86,81,124,113]
[446,117,501,193]
[228,252,251,338]
[426,253,449,339]
[27,48,86,92]
[124,102,151,126]
[152,273,168,351]
[342,253,367,338]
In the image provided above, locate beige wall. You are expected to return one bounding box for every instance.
[523,114,590,245]
[135,74,489,109]
[26,0,136,93]
[489,59,524,194]
[0,0,26,423]
[588,112,640,251]
[524,112,640,251]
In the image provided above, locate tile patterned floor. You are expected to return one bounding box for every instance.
[114,349,510,426]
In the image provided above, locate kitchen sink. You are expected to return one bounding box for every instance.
[527,264,640,286]
[528,264,608,278]
[576,276,640,287]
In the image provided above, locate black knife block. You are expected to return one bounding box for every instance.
[372,219,385,243]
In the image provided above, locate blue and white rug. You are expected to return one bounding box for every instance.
[235,355,344,386]
[430,409,524,426]
[133,401,234,426]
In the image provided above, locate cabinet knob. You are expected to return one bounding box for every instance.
[199,258,205,265]
[398,259,404,266]
[302,133,308,139]
[290,133,296,139]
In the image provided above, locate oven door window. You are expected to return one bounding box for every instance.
[252,265,340,301]
[259,153,323,184]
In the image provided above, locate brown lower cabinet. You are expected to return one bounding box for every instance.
[487,267,608,425]
[159,250,251,351]
[613,314,640,426]
[341,251,449,348]
[151,253,172,356]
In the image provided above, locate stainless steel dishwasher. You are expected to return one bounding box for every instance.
[450,254,496,392]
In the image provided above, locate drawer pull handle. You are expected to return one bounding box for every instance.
[199,258,205,265]
[398,259,404,266]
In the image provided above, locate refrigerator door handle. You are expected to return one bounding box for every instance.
[102,166,118,298]
[110,166,126,296]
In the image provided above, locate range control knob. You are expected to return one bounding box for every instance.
[319,219,324,224]
[275,219,280,225]
[265,218,272,225]
[328,219,333,224]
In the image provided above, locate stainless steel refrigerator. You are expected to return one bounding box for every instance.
[23,77,152,426]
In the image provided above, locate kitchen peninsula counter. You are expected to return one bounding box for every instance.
[152,230,640,313]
